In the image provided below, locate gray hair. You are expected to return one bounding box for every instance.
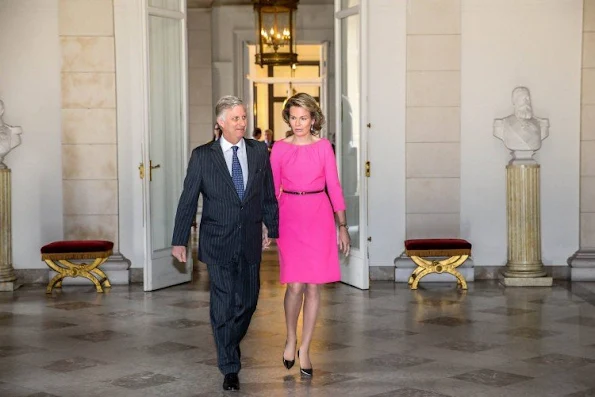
[215,95,244,121]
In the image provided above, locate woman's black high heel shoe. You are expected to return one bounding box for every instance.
[297,350,313,376]
[282,342,296,370]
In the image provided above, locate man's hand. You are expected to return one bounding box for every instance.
[172,245,187,262]
[262,236,274,250]
[262,224,271,250]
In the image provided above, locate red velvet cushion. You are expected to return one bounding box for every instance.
[41,240,114,254]
[405,239,471,251]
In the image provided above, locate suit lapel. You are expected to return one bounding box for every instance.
[210,140,238,197]
[243,140,259,200]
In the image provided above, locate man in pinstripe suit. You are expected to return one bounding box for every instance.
[171,96,279,391]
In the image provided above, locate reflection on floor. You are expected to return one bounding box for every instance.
[1,248,595,396]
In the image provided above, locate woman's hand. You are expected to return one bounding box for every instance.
[339,227,351,256]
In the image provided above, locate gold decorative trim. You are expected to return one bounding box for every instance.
[41,250,113,293]
[407,254,470,290]
[405,249,470,257]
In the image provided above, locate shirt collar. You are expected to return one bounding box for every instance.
[219,135,245,152]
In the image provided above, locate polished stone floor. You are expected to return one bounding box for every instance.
[2,250,595,396]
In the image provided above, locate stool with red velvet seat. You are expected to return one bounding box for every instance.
[404,239,471,290]
[40,240,113,293]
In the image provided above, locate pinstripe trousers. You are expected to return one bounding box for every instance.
[207,255,260,375]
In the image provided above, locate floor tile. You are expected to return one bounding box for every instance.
[43,356,106,373]
[523,353,595,369]
[110,371,177,390]
[451,368,533,387]
[499,327,562,339]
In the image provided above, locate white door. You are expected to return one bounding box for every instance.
[319,42,329,139]
[335,0,369,290]
[143,0,192,291]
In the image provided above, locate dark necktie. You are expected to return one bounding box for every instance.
[231,146,244,200]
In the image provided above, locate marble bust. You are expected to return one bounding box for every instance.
[0,100,22,169]
[493,87,549,162]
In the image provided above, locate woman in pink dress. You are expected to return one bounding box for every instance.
[270,93,350,376]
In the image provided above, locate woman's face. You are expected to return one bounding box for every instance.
[288,106,313,138]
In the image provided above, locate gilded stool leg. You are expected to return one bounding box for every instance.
[56,258,110,292]
[409,256,433,290]
[85,258,111,289]
[42,252,111,292]
[80,272,104,292]
[44,259,66,294]
[46,272,64,294]
[448,255,469,290]
[408,266,424,285]
[92,268,111,288]
[410,268,432,290]
[408,255,469,290]
[455,272,468,289]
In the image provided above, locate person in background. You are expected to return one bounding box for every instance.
[264,129,275,152]
[253,127,262,141]
[211,123,222,142]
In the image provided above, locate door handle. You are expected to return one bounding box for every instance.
[149,160,161,182]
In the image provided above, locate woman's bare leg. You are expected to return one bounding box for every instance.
[299,283,320,369]
[284,282,305,361]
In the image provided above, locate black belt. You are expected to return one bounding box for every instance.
[283,189,325,195]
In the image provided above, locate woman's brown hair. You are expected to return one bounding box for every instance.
[282,93,325,134]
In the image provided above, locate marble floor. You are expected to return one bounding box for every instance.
[2,250,595,396]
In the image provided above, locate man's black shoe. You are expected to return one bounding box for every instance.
[223,373,240,391]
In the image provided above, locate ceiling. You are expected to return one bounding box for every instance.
[187,0,333,8]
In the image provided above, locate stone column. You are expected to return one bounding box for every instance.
[0,169,21,291]
[501,162,552,286]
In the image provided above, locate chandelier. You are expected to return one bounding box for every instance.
[253,0,299,67]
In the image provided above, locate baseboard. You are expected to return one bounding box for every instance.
[130,268,143,283]
[15,269,48,284]
[570,268,595,281]
[369,266,395,281]
[475,265,570,280]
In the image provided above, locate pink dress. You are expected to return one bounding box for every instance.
[270,139,346,284]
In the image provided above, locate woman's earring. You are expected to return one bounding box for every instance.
[310,125,314,134]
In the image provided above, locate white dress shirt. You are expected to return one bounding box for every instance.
[219,135,248,188]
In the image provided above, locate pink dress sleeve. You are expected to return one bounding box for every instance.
[323,140,346,211]
[270,144,282,199]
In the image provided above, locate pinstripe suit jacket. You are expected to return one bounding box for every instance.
[171,138,279,265]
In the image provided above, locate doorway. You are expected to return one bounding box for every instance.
[246,43,329,141]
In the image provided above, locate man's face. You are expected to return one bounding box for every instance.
[219,105,247,144]
[265,131,273,141]
[513,91,532,119]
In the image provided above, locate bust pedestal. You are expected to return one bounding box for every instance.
[500,160,552,287]
[0,168,21,291]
